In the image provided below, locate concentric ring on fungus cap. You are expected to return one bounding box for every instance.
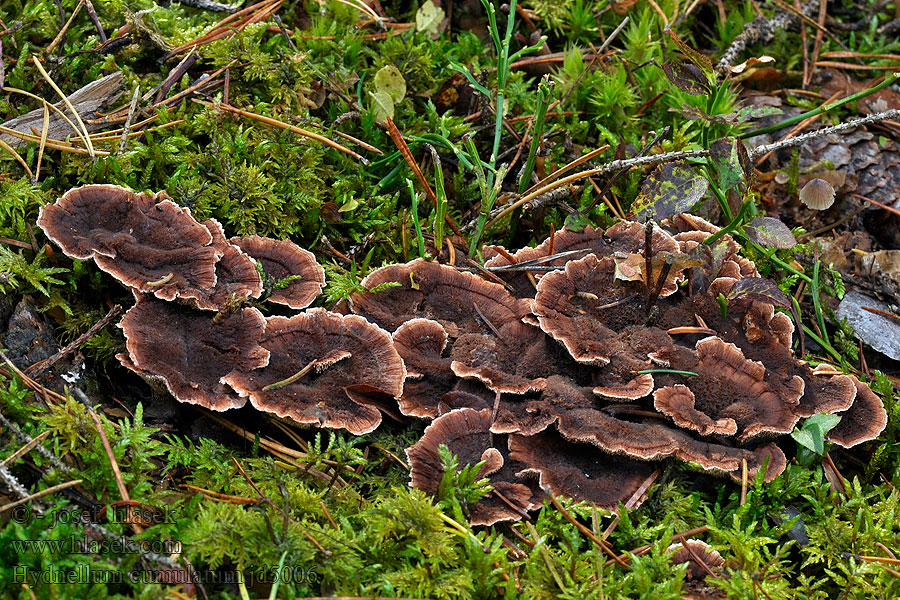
[117,295,269,411]
[37,184,224,309]
[231,235,325,309]
[223,308,405,435]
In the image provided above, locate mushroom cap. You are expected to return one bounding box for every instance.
[653,384,738,436]
[532,254,628,365]
[37,184,223,307]
[799,178,836,210]
[350,259,533,336]
[118,295,269,410]
[795,373,857,417]
[493,375,786,481]
[555,404,786,481]
[198,219,263,309]
[508,429,656,510]
[743,301,793,350]
[406,408,539,525]
[492,375,595,436]
[223,308,405,435]
[593,373,655,400]
[391,318,457,418]
[685,336,805,441]
[828,376,888,447]
[231,235,325,309]
[483,222,679,297]
[667,539,725,580]
[449,331,550,394]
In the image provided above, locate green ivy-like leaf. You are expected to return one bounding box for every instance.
[727,277,791,308]
[631,162,708,222]
[709,137,750,192]
[661,61,710,96]
[369,90,395,123]
[415,0,446,38]
[374,65,407,104]
[745,216,798,249]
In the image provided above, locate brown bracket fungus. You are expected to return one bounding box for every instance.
[73,194,883,527]
[392,216,890,522]
[199,219,264,308]
[653,384,739,436]
[484,222,680,298]
[351,259,551,395]
[537,386,787,481]
[406,408,539,526]
[828,376,888,447]
[223,308,405,435]
[531,254,624,366]
[118,295,269,411]
[508,429,656,510]
[231,236,325,309]
[37,184,226,309]
[392,318,459,418]
[350,258,533,335]
[678,336,805,441]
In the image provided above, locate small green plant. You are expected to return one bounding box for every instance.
[791,413,843,465]
[0,246,68,297]
[435,444,493,524]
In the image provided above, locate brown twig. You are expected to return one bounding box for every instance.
[740,458,749,505]
[853,193,900,217]
[543,486,631,568]
[0,430,51,468]
[0,479,84,514]
[26,305,123,376]
[383,117,463,235]
[181,484,261,505]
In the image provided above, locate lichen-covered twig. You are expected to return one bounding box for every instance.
[715,0,818,76]
[483,109,900,226]
[748,109,900,157]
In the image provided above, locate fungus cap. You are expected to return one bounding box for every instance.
[118,295,269,411]
[391,318,457,418]
[37,184,223,307]
[198,219,263,309]
[223,308,405,435]
[231,235,325,309]
[508,429,656,510]
[406,408,539,525]
[799,178,836,210]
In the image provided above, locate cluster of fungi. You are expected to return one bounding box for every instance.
[38,185,887,526]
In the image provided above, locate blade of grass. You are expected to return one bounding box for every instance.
[408,179,426,259]
[34,104,49,182]
[32,57,95,159]
[810,259,830,348]
[507,76,552,243]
